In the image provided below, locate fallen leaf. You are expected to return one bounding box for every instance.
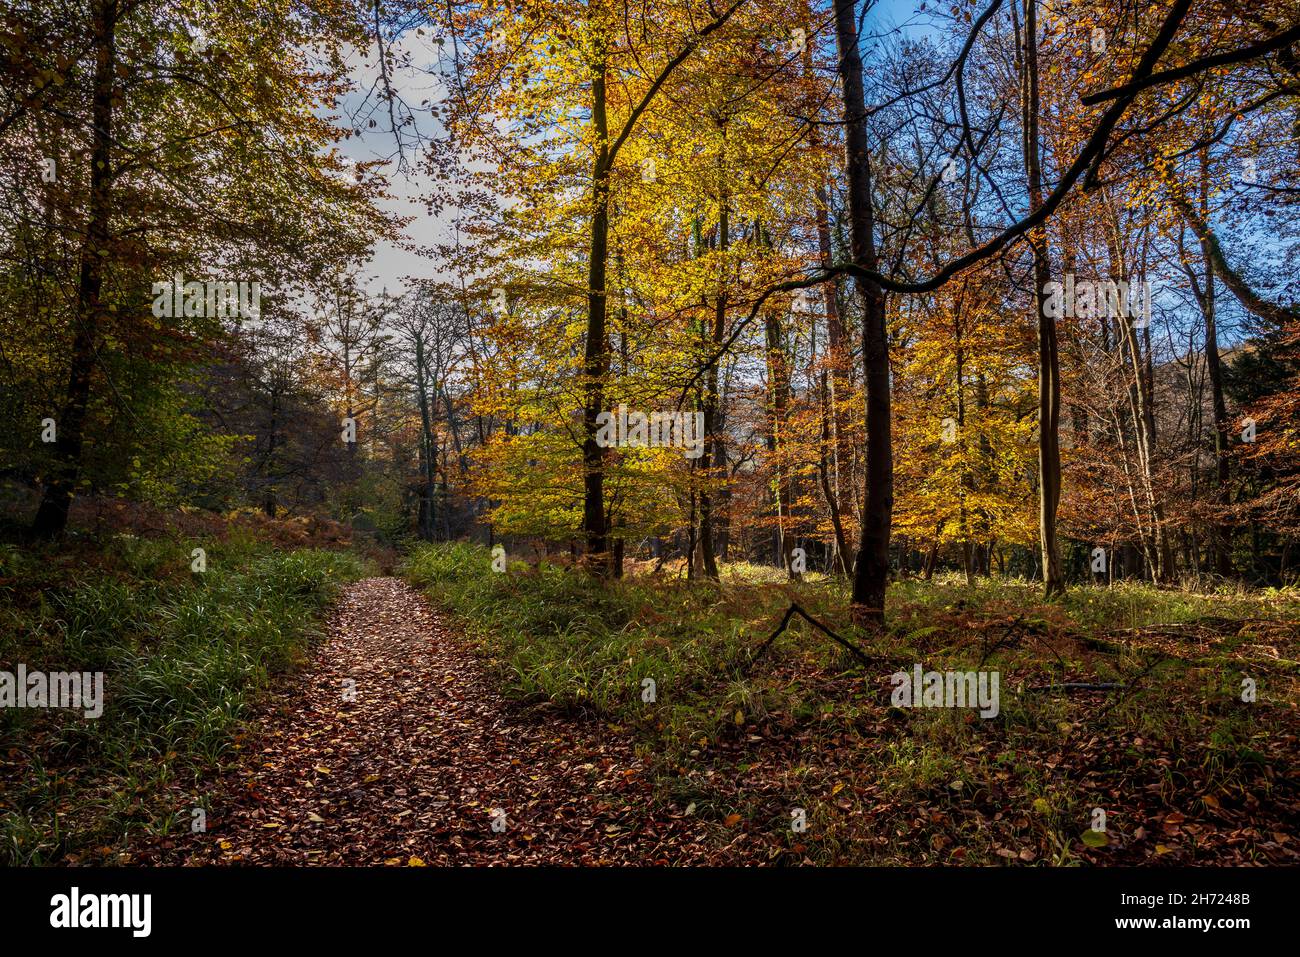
[1081,829,1109,848]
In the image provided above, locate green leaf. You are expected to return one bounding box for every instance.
[1081,829,1109,848]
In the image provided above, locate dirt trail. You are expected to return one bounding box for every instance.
[135,577,716,865]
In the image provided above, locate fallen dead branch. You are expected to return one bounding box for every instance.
[742,602,882,675]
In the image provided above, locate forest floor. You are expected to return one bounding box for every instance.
[126,561,1300,867]
[130,578,740,865]
[8,518,1297,867]
[398,544,1300,866]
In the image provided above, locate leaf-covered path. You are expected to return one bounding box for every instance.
[135,577,718,865]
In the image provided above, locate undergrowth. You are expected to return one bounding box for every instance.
[0,531,368,864]
[404,542,1300,866]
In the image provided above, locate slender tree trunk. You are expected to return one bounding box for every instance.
[611,486,626,574]
[975,373,994,580]
[1197,149,1233,576]
[708,381,730,568]
[1106,212,1170,582]
[1020,0,1065,596]
[31,0,117,539]
[414,335,437,542]
[262,387,279,519]
[697,153,729,580]
[816,389,851,573]
[684,492,697,580]
[803,3,852,576]
[955,299,975,587]
[763,284,796,578]
[816,208,853,575]
[923,527,939,582]
[581,44,611,575]
[834,0,893,626]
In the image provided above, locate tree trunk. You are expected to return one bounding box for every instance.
[804,4,853,576]
[763,281,797,578]
[1020,0,1065,597]
[612,519,625,578]
[923,528,939,582]
[697,153,729,581]
[581,42,611,575]
[1197,149,1233,576]
[261,384,280,519]
[834,0,893,627]
[415,334,437,542]
[1106,213,1171,583]
[30,0,117,539]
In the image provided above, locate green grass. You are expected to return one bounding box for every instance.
[403,542,833,744]
[0,532,368,864]
[404,542,1300,866]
